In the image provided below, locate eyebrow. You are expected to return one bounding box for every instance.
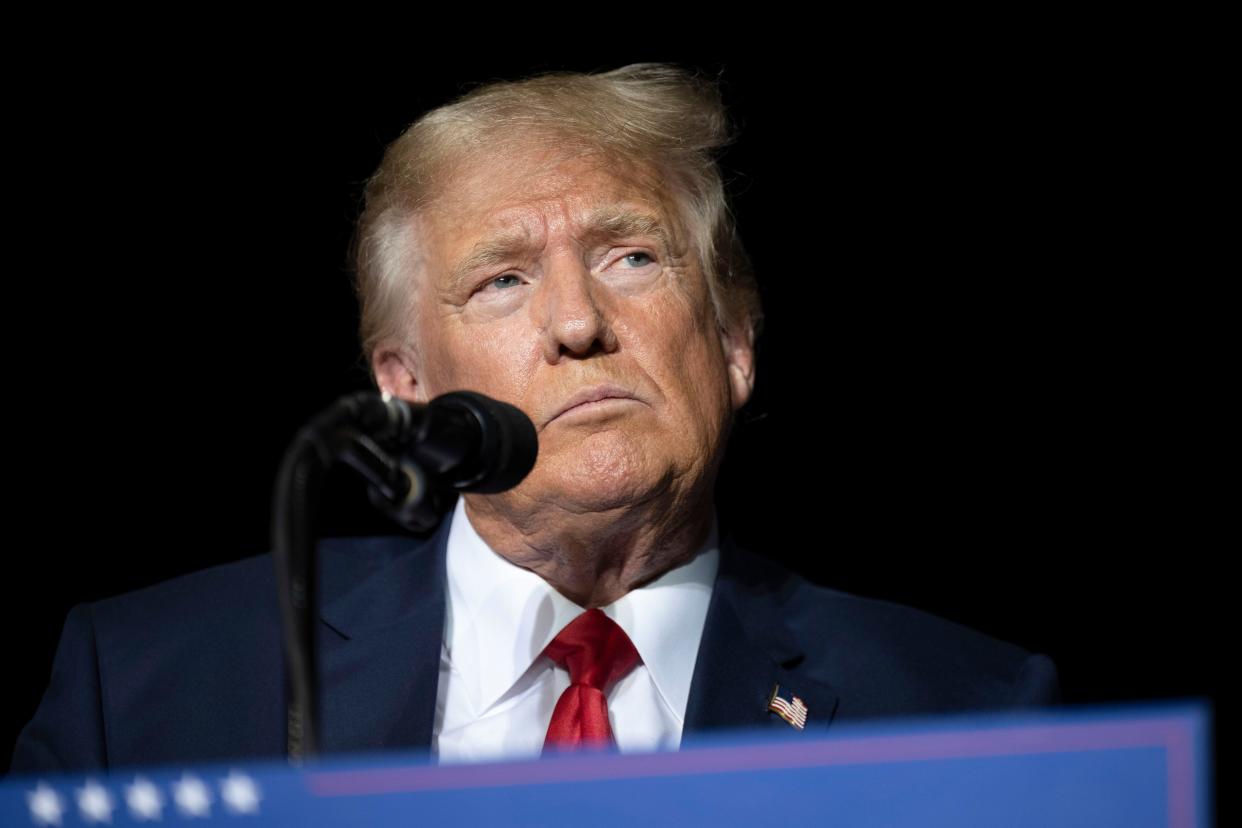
[448,227,534,292]
[447,206,674,292]
[577,206,673,252]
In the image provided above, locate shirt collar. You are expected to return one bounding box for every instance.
[444,497,719,720]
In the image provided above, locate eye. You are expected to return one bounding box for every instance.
[486,274,523,290]
[621,252,655,267]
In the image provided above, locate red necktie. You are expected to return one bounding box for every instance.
[542,608,641,752]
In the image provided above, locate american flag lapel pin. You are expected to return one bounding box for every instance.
[767,684,808,730]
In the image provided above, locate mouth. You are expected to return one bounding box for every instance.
[546,384,642,426]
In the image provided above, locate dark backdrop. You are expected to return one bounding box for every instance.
[5,48,1225,781]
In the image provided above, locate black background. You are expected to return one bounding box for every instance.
[4,41,1227,796]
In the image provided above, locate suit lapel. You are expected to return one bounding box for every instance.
[683,536,840,737]
[315,517,452,756]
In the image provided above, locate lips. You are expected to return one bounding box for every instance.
[547,384,640,425]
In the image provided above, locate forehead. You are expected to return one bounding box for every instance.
[420,146,680,262]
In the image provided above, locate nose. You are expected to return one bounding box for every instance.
[532,255,618,363]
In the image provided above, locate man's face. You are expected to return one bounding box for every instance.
[375,146,754,516]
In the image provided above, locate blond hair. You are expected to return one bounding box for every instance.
[352,63,761,368]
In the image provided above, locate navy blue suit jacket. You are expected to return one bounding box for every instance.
[11,511,1060,773]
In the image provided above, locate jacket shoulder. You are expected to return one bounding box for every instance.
[723,541,1061,719]
[11,535,436,773]
[87,535,428,634]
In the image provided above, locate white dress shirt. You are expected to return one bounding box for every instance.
[433,497,719,764]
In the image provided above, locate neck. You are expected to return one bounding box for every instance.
[461,490,716,607]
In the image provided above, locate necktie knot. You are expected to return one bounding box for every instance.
[541,608,641,752]
[543,608,640,692]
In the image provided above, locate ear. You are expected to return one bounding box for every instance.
[371,340,428,404]
[719,319,756,411]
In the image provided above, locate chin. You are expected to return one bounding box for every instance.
[529,438,669,514]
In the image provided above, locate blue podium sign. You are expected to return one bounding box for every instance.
[3,701,1212,827]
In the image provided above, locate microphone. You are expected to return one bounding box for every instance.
[361,390,539,494]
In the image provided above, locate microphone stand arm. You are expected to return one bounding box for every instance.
[270,389,537,764]
[271,394,416,764]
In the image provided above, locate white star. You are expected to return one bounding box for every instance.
[124,776,164,821]
[219,770,262,815]
[27,783,65,826]
[76,779,115,823]
[171,773,212,818]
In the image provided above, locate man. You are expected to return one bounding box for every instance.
[11,64,1059,773]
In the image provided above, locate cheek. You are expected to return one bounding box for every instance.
[422,318,537,401]
[626,288,731,421]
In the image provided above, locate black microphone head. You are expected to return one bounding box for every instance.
[430,391,538,493]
